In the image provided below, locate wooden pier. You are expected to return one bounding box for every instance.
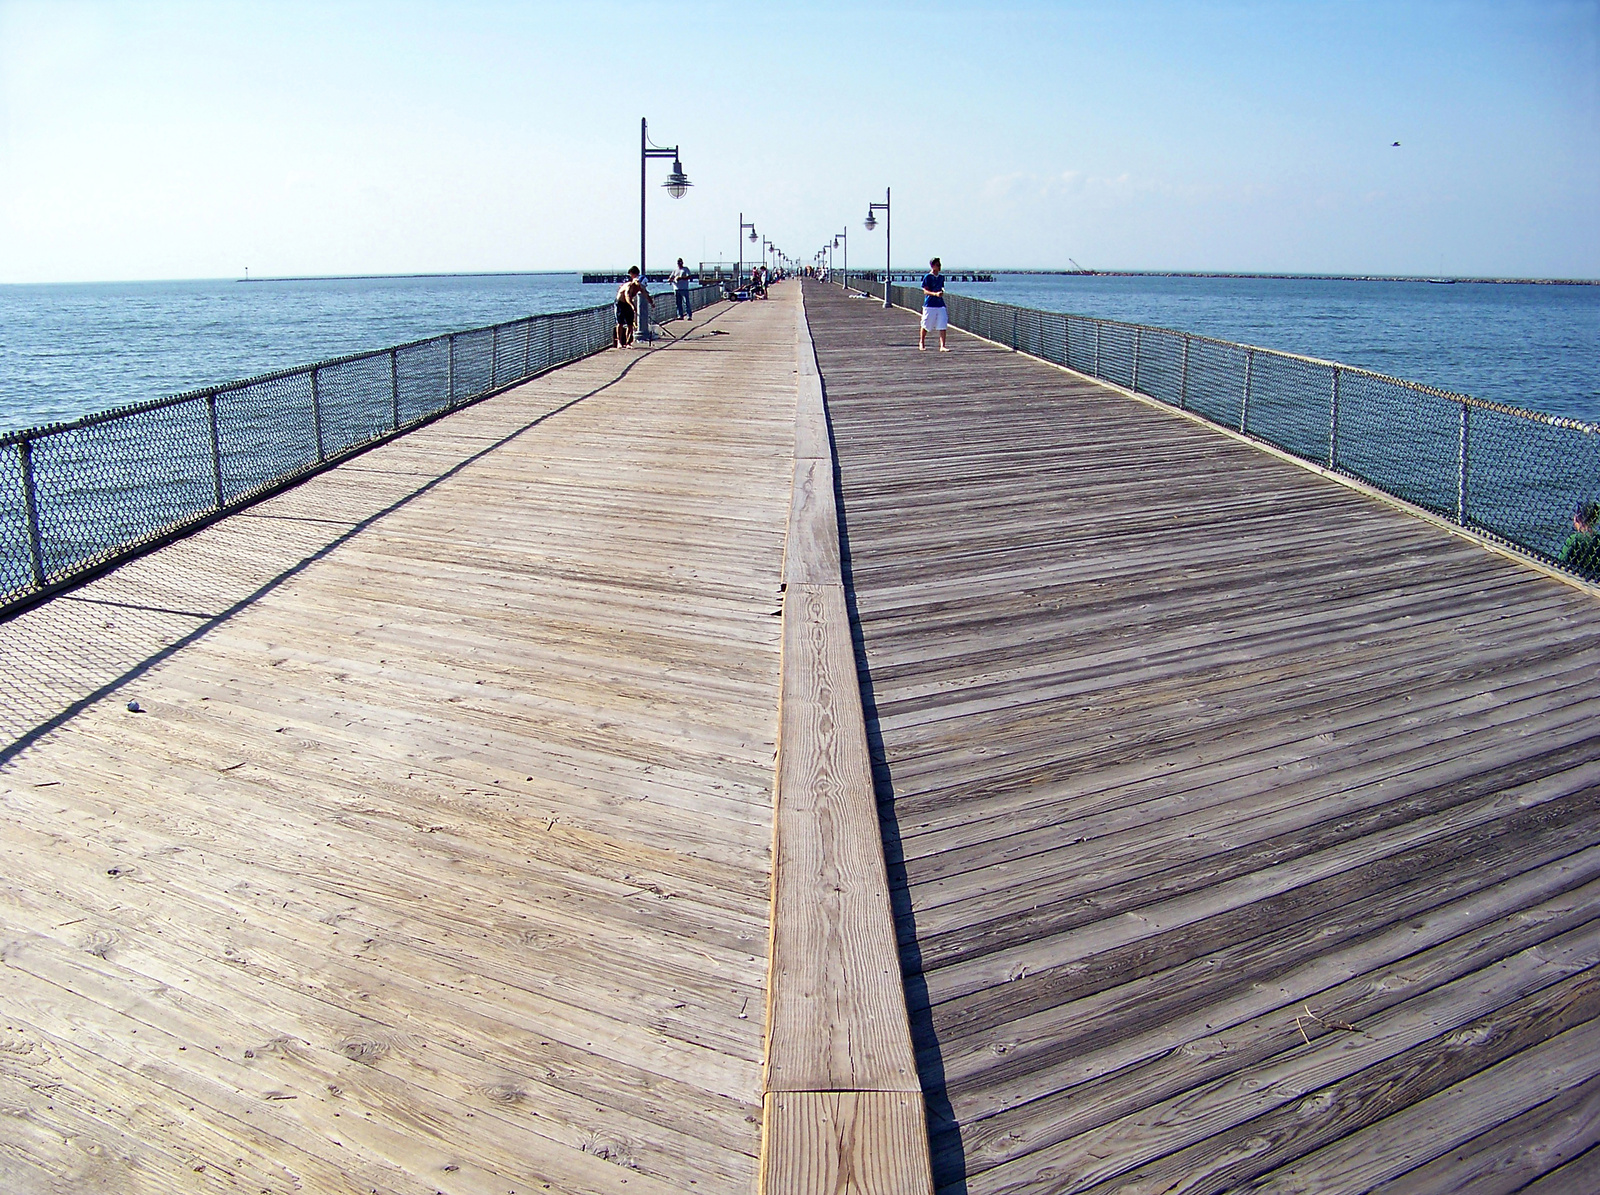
[803,280,1600,1193]
[0,298,800,1195]
[1,279,1598,1193]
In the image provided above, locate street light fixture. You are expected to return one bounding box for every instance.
[738,214,757,287]
[640,117,690,339]
[864,188,890,309]
[833,227,848,290]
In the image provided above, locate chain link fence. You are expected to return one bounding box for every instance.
[842,275,1600,580]
[0,286,722,616]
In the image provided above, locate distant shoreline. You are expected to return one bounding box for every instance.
[238,270,574,283]
[235,269,1599,287]
[979,270,1599,286]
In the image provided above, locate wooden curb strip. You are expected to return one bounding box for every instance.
[758,286,936,1194]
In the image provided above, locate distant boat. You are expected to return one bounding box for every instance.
[1426,278,1456,284]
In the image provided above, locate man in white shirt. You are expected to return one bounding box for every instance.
[671,258,694,320]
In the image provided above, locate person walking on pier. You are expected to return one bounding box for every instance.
[614,267,645,348]
[671,258,694,320]
[921,257,949,351]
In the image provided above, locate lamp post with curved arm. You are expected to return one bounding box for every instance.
[737,215,757,288]
[864,188,890,308]
[640,117,690,340]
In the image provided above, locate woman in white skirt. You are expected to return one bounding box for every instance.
[920,257,949,351]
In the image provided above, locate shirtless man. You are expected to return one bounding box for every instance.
[614,267,645,348]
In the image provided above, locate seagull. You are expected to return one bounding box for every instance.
[1391,141,1401,147]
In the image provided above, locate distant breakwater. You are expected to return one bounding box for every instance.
[981,270,1599,286]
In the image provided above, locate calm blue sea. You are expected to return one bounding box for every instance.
[947,274,1600,424]
[1,271,1596,435]
[0,273,618,435]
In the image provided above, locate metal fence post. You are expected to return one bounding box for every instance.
[206,392,224,510]
[1457,402,1470,525]
[390,348,400,430]
[491,326,500,390]
[310,365,326,462]
[1094,322,1102,377]
[18,438,46,588]
[447,334,456,405]
[523,318,533,379]
[1180,336,1190,409]
[1328,367,1341,469]
[1132,328,1142,394]
[1011,308,1019,350]
[1241,350,1254,433]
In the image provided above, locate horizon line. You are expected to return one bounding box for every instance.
[4,268,1597,287]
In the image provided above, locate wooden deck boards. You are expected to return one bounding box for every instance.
[760,290,932,1194]
[802,281,1600,1195]
[0,298,796,1195]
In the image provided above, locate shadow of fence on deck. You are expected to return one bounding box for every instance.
[0,357,652,768]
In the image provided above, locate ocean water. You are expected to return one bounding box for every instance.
[3,270,1595,435]
[0,273,624,435]
[946,274,1600,424]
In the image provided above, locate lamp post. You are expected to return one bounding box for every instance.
[864,188,890,308]
[737,214,757,288]
[640,117,690,340]
[833,228,848,290]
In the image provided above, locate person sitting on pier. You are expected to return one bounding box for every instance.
[1560,501,1600,578]
[614,267,644,348]
[920,257,949,352]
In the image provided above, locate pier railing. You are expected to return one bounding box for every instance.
[0,285,722,615]
[844,275,1600,578]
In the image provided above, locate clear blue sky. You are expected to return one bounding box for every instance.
[1,0,1596,282]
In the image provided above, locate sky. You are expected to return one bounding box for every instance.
[0,0,1596,283]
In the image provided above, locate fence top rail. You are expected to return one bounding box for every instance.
[0,290,681,449]
[901,285,1600,435]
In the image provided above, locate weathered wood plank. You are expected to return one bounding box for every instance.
[760,285,931,1193]
[1360,1071,1600,1195]
[766,582,919,1093]
[762,1092,934,1195]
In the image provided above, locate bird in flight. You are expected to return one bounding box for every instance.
[1391,141,1401,147]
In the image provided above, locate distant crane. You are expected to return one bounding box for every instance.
[1068,258,1092,275]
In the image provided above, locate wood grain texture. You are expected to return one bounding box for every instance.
[785,458,844,588]
[801,279,1600,1195]
[761,285,932,1195]
[762,1092,934,1195]
[767,582,919,1094]
[0,294,795,1195]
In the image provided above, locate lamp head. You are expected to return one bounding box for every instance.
[663,159,690,198]
[748,227,758,243]
[864,211,877,231]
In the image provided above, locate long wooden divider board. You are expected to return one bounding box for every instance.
[759,286,934,1193]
